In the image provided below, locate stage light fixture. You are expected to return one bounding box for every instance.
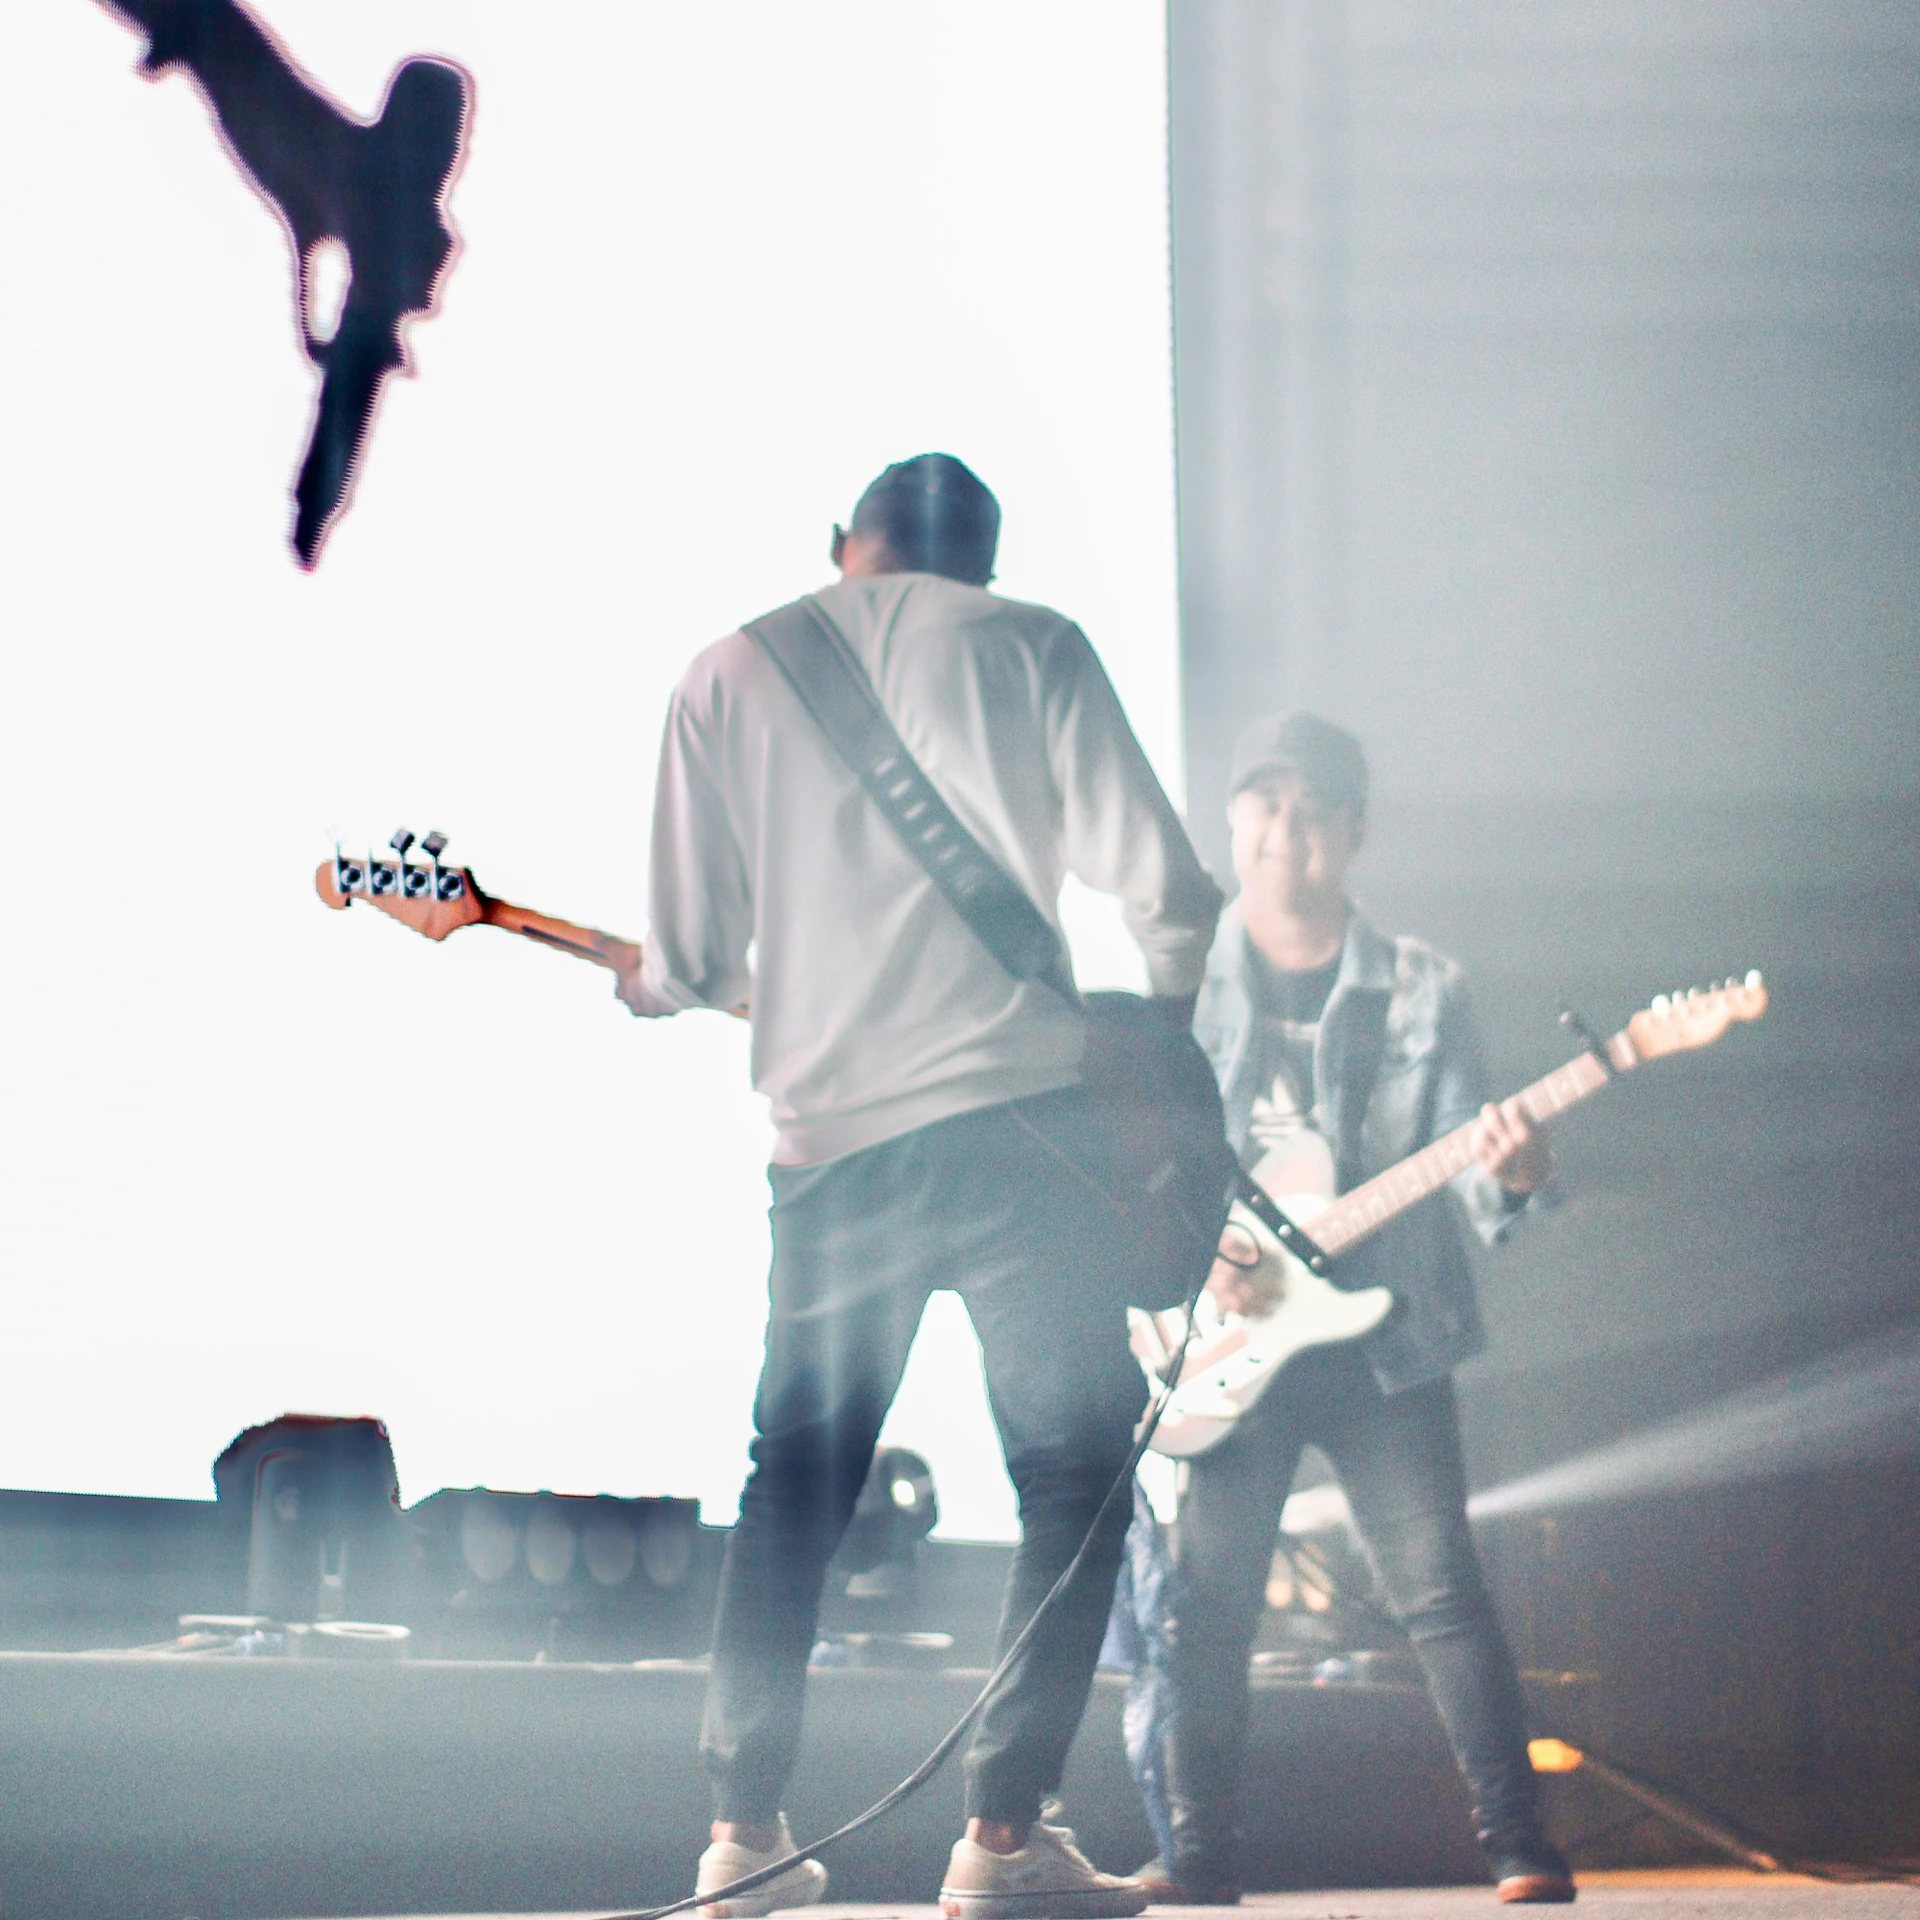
[458,1498,518,1584]
[582,1509,639,1587]
[523,1503,577,1586]
[833,1448,939,1600]
[409,1488,718,1659]
[1525,1738,1782,1873]
[1528,1738,1584,1773]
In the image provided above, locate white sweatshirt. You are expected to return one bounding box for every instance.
[629,572,1224,1165]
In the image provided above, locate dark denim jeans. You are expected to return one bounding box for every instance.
[1165,1343,1543,1884]
[699,1087,1145,1827]
[1101,1480,1185,1868]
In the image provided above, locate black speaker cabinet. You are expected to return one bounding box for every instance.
[214,1415,408,1625]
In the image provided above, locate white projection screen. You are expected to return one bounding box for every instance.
[0,4,1181,1538]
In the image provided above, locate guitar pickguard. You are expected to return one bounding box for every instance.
[1131,1177,1395,1460]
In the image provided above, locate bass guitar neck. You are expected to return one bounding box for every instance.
[316,827,756,1016]
[314,830,639,976]
[472,896,637,972]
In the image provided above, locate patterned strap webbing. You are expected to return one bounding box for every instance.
[743,596,1077,1002]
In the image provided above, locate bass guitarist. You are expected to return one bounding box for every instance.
[616,455,1223,1919]
[1144,713,1575,1906]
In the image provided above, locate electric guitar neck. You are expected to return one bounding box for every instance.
[1307,976,1769,1260]
[1139,971,1770,1459]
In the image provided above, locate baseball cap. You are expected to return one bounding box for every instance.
[1228,712,1369,818]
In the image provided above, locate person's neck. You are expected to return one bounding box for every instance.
[1242,893,1349,973]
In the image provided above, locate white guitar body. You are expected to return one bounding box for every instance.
[1130,1136,1396,1459]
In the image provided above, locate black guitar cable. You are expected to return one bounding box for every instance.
[601,1279,1208,1920]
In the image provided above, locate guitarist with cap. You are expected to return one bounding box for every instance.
[616,455,1223,1918]
[1143,714,1576,1907]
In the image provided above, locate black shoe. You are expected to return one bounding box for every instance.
[1480,1834,1575,1904]
[1133,1857,1243,1906]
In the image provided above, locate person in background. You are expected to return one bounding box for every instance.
[1099,1480,1186,1875]
[1136,713,1575,1907]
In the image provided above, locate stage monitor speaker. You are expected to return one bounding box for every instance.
[213,1414,407,1624]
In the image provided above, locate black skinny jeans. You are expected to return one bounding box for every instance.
[700,1088,1145,1827]
[1165,1343,1542,1883]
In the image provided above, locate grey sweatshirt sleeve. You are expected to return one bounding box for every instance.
[626,671,754,1019]
[1042,622,1224,996]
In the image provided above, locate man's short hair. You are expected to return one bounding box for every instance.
[1229,712,1369,820]
[850,453,1000,585]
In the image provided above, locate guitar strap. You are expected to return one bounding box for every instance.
[742,596,1080,1004]
[1329,989,1391,1197]
[745,591,1254,1304]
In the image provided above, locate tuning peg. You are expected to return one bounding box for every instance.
[421,826,465,902]
[1745,969,1764,989]
[389,826,436,901]
[328,824,367,897]
[1559,1006,1616,1078]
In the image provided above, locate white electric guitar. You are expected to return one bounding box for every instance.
[1132,973,1769,1458]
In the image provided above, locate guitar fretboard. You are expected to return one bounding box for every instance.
[1308,1028,1638,1258]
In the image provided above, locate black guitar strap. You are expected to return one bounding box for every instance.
[1330,988,1391,1197]
[746,592,1263,1301]
[743,596,1080,1004]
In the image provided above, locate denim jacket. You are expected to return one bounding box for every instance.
[1194,902,1529,1394]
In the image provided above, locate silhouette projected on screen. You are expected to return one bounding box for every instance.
[103,0,470,567]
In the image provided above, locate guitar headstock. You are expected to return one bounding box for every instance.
[1626,971,1768,1061]
[314,827,484,942]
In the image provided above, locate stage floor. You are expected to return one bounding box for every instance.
[328,1875,1920,1920]
[4,1649,1905,1916]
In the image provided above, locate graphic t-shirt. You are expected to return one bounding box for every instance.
[1244,951,1341,1197]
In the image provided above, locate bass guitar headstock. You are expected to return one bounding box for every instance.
[1626,970,1768,1061]
[314,827,484,941]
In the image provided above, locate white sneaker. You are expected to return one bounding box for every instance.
[694,1814,829,1918]
[940,1815,1149,1919]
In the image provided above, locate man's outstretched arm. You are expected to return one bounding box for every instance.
[104,0,355,249]
[101,0,468,565]
[617,678,756,1021]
